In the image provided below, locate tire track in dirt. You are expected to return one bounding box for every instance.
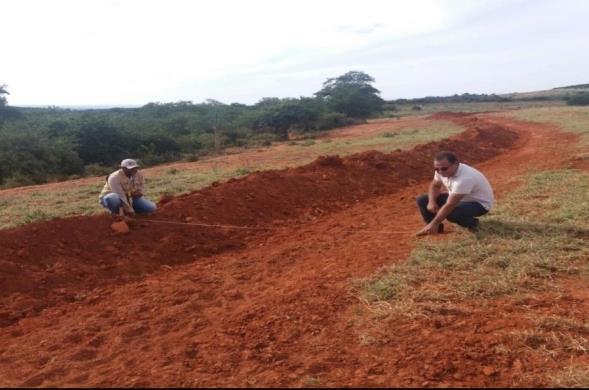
[2,113,576,387]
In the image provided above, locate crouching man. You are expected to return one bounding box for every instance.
[416,151,494,236]
[99,159,156,218]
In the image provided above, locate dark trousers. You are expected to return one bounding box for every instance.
[416,193,488,228]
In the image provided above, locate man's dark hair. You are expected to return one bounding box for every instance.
[434,151,458,164]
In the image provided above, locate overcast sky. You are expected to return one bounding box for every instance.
[3,0,589,106]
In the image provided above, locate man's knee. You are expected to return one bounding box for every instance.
[133,198,157,214]
[104,193,122,207]
[416,194,429,207]
[146,202,157,213]
[446,212,477,227]
[446,214,460,223]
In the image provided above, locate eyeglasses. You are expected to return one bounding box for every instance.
[435,166,450,172]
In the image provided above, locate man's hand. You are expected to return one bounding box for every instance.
[131,190,143,199]
[426,202,439,213]
[416,222,440,236]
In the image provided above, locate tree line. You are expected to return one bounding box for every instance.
[390,92,512,105]
[0,71,384,187]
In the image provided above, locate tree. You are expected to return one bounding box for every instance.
[566,93,589,106]
[254,98,324,140]
[0,85,9,127]
[0,133,83,185]
[315,71,384,118]
[73,117,132,165]
[0,84,8,107]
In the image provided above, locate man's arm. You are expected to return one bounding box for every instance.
[427,179,443,213]
[108,174,134,214]
[131,171,145,199]
[416,193,465,236]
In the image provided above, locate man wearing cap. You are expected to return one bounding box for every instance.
[99,159,157,217]
[416,151,494,236]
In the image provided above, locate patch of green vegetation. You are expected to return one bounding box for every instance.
[357,169,589,317]
[506,106,589,143]
[234,167,252,176]
[0,182,105,229]
[301,120,462,157]
[390,100,561,117]
[21,209,54,224]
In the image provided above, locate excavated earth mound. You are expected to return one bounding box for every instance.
[0,114,518,329]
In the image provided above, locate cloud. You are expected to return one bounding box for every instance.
[335,24,386,35]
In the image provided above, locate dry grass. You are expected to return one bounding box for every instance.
[357,169,589,318]
[505,106,589,144]
[551,366,589,387]
[389,100,562,117]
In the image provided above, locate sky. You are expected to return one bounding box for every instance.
[2,0,589,106]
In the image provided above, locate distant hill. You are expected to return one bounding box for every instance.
[389,83,589,104]
[500,84,589,101]
[554,83,589,90]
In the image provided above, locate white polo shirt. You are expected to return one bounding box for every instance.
[434,163,495,210]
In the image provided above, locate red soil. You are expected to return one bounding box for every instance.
[0,113,583,387]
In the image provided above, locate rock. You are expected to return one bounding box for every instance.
[223,289,243,300]
[184,245,197,253]
[17,248,29,257]
[54,288,68,295]
[482,366,496,376]
[74,293,87,302]
[105,245,120,255]
[110,220,129,234]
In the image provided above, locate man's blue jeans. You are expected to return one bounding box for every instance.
[416,193,488,228]
[100,193,157,215]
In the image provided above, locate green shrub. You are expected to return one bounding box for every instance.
[84,164,113,177]
[566,93,589,106]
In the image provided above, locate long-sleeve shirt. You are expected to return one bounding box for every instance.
[99,169,145,210]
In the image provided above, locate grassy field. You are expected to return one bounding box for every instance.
[0,119,463,230]
[357,105,589,385]
[388,100,563,117]
[359,169,589,307]
[506,106,589,143]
